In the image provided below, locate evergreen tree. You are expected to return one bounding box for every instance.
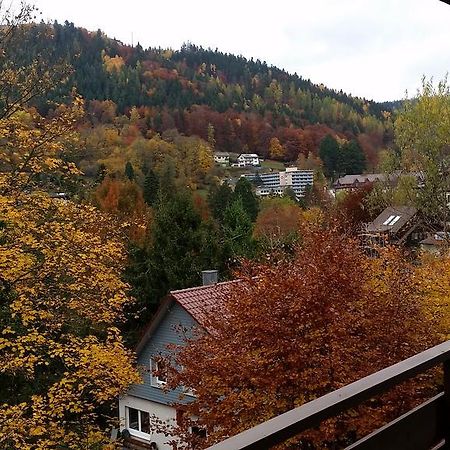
[125,161,135,180]
[337,140,367,176]
[233,177,259,222]
[319,135,340,179]
[95,163,107,184]
[208,182,233,223]
[222,199,255,259]
[207,123,216,150]
[143,169,159,206]
[129,189,223,320]
[283,187,298,202]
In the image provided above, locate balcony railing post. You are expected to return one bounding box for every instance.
[444,359,450,449]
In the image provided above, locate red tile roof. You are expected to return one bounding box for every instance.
[170,280,238,327]
[135,280,241,355]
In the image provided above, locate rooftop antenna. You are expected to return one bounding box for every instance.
[131,32,134,47]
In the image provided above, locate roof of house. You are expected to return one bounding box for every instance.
[365,206,418,234]
[420,232,450,246]
[214,152,230,157]
[135,280,238,355]
[334,173,387,187]
[170,280,237,327]
[238,153,259,158]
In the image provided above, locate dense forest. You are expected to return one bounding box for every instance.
[16,21,392,166]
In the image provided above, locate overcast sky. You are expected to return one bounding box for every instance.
[34,0,450,102]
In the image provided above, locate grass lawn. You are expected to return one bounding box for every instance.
[261,159,286,171]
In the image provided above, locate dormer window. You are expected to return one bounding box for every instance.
[150,357,167,387]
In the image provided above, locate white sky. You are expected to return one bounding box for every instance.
[34,0,450,102]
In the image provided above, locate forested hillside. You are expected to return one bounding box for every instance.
[20,21,391,165]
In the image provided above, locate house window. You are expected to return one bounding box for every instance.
[150,358,167,387]
[191,425,207,439]
[383,215,396,226]
[127,407,151,434]
[383,215,401,226]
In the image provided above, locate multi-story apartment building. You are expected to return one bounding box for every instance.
[243,167,314,198]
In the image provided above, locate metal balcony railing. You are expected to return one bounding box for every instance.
[207,340,450,450]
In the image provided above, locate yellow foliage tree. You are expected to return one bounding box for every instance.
[0,4,140,447]
[0,194,141,449]
[269,137,285,160]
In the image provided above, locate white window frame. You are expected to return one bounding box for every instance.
[383,215,396,226]
[126,406,151,440]
[150,357,167,387]
[389,215,401,226]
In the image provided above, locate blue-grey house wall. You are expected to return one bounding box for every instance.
[128,302,198,405]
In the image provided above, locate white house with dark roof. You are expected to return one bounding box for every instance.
[236,153,260,167]
[213,152,230,165]
[119,274,234,449]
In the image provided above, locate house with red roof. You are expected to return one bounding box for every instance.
[119,271,233,449]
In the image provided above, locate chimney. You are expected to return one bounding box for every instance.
[202,270,218,286]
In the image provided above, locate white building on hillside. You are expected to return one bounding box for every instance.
[213,152,230,165]
[243,167,313,198]
[236,153,260,167]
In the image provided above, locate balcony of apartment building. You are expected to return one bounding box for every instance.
[207,340,450,450]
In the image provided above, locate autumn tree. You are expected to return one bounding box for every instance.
[94,176,148,243]
[336,184,375,232]
[161,225,435,448]
[254,197,301,250]
[0,5,140,447]
[395,77,450,229]
[269,137,285,160]
[0,196,141,449]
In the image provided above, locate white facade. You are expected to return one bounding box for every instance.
[237,153,260,166]
[213,152,230,165]
[119,394,177,449]
[244,167,314,198]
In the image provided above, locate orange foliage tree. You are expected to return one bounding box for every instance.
[254,199,301,250]
[94,176,149,244]
[159,225,436,449]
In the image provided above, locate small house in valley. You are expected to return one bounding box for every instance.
[235,153,260,167]
[213,152,230,166]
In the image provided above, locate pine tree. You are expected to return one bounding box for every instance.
[337,140,367,176]
[125,161,135,180]
[233,177,259,222]
[207,123,216,150]
[319,135,340,179]
[143,169,159,206]
[222,199,255,259]
[208,182,233,223]
[133,190,223,314]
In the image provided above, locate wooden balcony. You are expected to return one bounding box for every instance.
[207,340,450,450]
